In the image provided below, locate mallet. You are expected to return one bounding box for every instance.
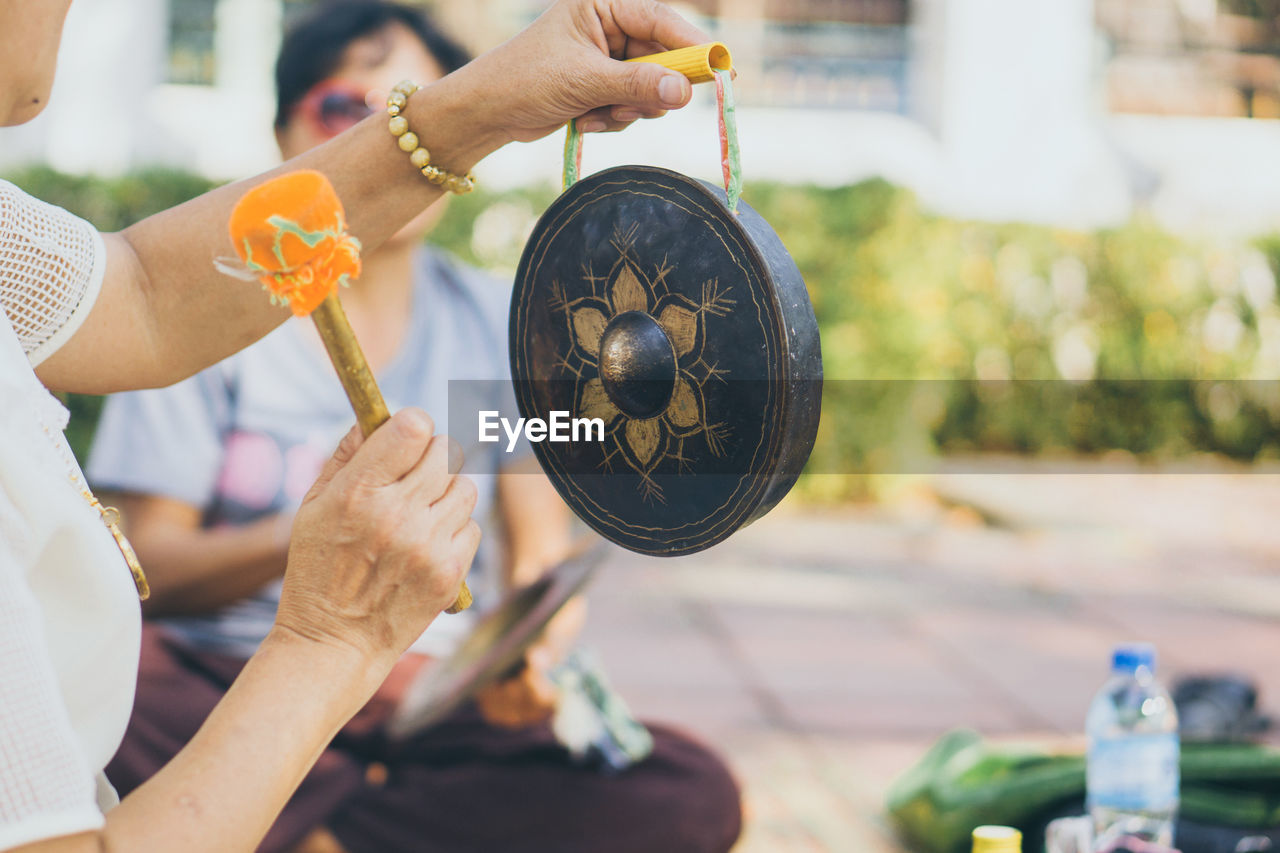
[225,169,472,613]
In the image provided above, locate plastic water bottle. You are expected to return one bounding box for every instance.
[1085,643,1179,849]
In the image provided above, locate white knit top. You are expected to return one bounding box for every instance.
[0,179,140,850]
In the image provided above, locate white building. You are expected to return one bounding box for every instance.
[3,0,1280,235]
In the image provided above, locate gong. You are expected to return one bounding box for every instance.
[387,542,605,738]
[510,166,822,556]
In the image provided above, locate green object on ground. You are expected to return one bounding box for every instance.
[887,729,1280,853]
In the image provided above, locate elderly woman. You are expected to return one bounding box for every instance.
[0,1,705,851]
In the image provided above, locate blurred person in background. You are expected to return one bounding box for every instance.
[86,3,742,853]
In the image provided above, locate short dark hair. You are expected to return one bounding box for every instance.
[275,0,472,128]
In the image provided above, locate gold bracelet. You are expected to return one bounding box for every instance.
[387,80,476,194]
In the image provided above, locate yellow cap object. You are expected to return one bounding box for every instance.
[626,42,732,84]
[972,825,1022,853]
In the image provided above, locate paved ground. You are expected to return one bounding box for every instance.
[577,460,1280,852]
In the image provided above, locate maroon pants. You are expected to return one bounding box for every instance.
[108,625,742,853]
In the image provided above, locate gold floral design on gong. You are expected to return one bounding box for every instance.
[552,223,736,502]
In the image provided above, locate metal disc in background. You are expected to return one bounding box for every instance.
[387,543,605,739]
[510,166,822,557]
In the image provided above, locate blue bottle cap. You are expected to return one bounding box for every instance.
[1112,642,1156,674]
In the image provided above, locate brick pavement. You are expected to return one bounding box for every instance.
[577,463,1280,852]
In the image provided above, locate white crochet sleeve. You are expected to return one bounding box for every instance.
[0,180,107,368]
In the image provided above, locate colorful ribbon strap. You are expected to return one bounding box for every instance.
[563,117,584,192]
[714,69,742,214]
[561,69,743,214]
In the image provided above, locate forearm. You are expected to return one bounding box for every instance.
[136,515,291,616]
[38,75,504,393]
[34,0,708,395]
[11,631,387,853]
[104,628,386,852]
[126,81,500,382]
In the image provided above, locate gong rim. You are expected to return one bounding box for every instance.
[732,186,824,528]
[510,166,821,556]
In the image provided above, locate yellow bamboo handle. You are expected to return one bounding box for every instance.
[311,293,390,437]
[626,42,732,84]
[311,292,474,614]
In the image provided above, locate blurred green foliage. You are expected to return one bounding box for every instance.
[10,167,1280,499]
[747,180,1280,498]
[8,165,220,233]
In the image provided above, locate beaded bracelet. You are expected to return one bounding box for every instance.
[387,80,476,194]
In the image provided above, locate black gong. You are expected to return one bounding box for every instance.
[510,166,822,556]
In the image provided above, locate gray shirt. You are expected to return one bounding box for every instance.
[88,247,519,658]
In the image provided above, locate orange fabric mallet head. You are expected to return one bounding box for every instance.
[228,169,363,316]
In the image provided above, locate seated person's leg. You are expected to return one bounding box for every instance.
[325,704,742,853]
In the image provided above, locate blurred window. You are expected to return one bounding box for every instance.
[736,0,910,112]
[743,19,910,111]
[764,0,906,25]
[168,0,218,85]
[509,0,910,112]
[1097,0,1280,117]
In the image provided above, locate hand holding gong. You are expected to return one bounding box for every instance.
[512,42,821,556]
